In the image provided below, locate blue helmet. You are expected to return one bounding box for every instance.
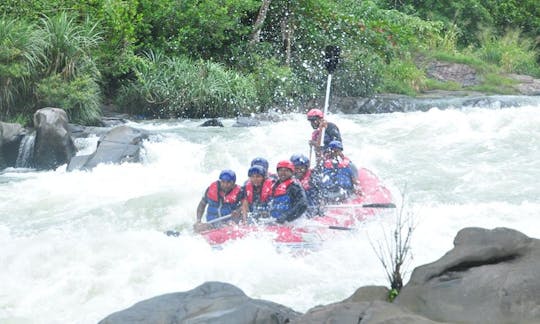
[250,157,269,172]
[290,153,310,167]
[219,169,236,183]
[328,140,343,150]
[248,165,265,177]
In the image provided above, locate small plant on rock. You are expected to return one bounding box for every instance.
[370,189,415,301]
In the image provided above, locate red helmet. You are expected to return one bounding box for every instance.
[307,108,324,120]
[276,160,295,172]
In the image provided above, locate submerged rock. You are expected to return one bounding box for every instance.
[200,119,224,127]
[67,125,149,171]
[0,122,26,169]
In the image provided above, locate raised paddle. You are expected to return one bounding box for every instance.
[319,45,340,148]
[310,45,340,163]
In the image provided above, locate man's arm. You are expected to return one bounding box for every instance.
[196,198,207,223]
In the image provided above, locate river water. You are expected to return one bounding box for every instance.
[1,98,540,323]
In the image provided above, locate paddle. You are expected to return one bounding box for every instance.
[310,45,340,163]
[328,225,355,231]
[325,202,396,209]
[321,202,396,231]
[165,214,234,237]
[319,45,340,148]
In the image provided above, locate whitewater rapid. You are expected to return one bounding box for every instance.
[1,100,539,323]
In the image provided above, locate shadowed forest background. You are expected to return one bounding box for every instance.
[1,0,538,125]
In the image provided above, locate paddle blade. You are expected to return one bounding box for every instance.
[324,45,340,73]
[165,230,180,237]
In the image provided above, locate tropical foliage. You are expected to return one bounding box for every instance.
[0,0,538,125]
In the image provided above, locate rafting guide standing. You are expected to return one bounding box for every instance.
[307,108,342,164]
[308,45,342,166]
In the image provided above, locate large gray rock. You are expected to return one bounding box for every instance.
[99,282,300,324]
[293,300,443,324]
[32,108,76,170]
[0,121,26,169]
[292,285,442,324]
[507,74,540,95]
[426,61,480,87]
[67,125,149,171]
[395,227,540,324]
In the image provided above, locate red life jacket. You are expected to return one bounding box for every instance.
[245,178,273,204]
[207,181,242,203]
[323,157,351,169]
[298,169,312,190]
[272,178,294,197]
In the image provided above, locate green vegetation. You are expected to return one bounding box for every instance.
[370,191,415,301]
[0,0,538,125]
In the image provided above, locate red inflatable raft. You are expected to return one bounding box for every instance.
[200,168,394,249]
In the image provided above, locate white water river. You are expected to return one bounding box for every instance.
[1,98,539,323]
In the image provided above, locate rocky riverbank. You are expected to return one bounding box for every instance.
[99,227,540,324]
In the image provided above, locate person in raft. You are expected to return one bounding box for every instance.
[307,108,342,165]
[319,140,362,203]
[290,153,322,216]
[194,169,243,232]
[269,160,308,224]
[250,156,277,180]
[241,164,274,221]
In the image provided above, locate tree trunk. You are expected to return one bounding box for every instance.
[280,10,294,66]
[250,0,272,44]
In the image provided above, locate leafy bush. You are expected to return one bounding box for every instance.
[332,48,383,97]
[37,74,102,125]
[0,17,40,119]
[379,59,427,96]
[117,52,257,118]
[475,29,540,77]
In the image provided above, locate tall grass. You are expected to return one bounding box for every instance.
[117,52,258,118]
[379,59,427,96]
[0,16,41,120]
[37,12,102,79]
[475,28,539,77]
[33,12,103,125]
[0,13,103,125]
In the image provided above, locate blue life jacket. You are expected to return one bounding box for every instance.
[321,158,354,192]
[269,178,294,219]
[205,181,242,221]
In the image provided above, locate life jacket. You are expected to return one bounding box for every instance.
[298,169,321,208]
[269,178,294,219]
[245,178,273,213]
[298,169,312,190]
[205,181,242,221]
[321,157,354,192]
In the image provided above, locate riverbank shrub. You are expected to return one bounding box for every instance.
[0,17,39,121]
[474,29,540,77]
[117,52,257,118]
[332,48,383,97]
[36,74,102,125]
[0,13,103,125]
